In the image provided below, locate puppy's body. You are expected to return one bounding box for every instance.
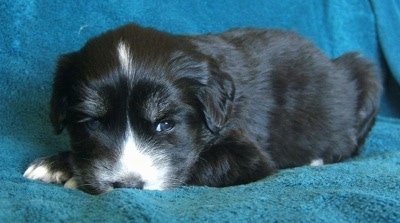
[24,24,381,194]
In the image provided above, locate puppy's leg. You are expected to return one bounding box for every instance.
[189,138,277,187]
[333,53,382,151]
[24,151,73,185]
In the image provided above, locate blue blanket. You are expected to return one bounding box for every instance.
[1,0,399,222]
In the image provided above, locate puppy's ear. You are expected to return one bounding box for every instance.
[196,62,235,133]
[50,52,79,134]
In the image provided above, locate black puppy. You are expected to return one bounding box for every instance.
[24,23,381,194]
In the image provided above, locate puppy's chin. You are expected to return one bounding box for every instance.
[79,183,114,195]
[67,177,112,195]
[75,178,170,194]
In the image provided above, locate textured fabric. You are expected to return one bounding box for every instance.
[1,0,399,222]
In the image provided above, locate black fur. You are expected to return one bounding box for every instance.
[24,23,381,194]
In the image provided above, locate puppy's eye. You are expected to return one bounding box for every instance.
[155,120,175,132]
[85,119,101,130]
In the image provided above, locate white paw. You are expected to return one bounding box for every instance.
[309,158,324,166]
[23,163,71,184]
[64,177,79,189]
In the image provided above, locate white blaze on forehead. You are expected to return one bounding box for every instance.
[118,127,169,190]
[117,41,133,74]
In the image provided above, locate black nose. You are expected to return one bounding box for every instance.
[112,180,145,189]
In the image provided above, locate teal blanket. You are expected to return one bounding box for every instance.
[1,0,399,222]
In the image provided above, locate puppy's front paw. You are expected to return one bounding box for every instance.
[24,160,70,183]
[64,177,79,189]
[23,151,73,184]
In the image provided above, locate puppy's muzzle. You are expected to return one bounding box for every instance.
[112,174,145,190]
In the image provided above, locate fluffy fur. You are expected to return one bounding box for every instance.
[24,23,381,194]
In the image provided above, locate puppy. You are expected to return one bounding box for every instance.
[24,23,381,194]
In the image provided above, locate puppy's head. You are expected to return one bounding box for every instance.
[50,24,234,194]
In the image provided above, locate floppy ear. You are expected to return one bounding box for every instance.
[50,52,79,134]
[196,62,235,134]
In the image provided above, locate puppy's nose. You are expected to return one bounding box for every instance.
[112,178,145,189]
